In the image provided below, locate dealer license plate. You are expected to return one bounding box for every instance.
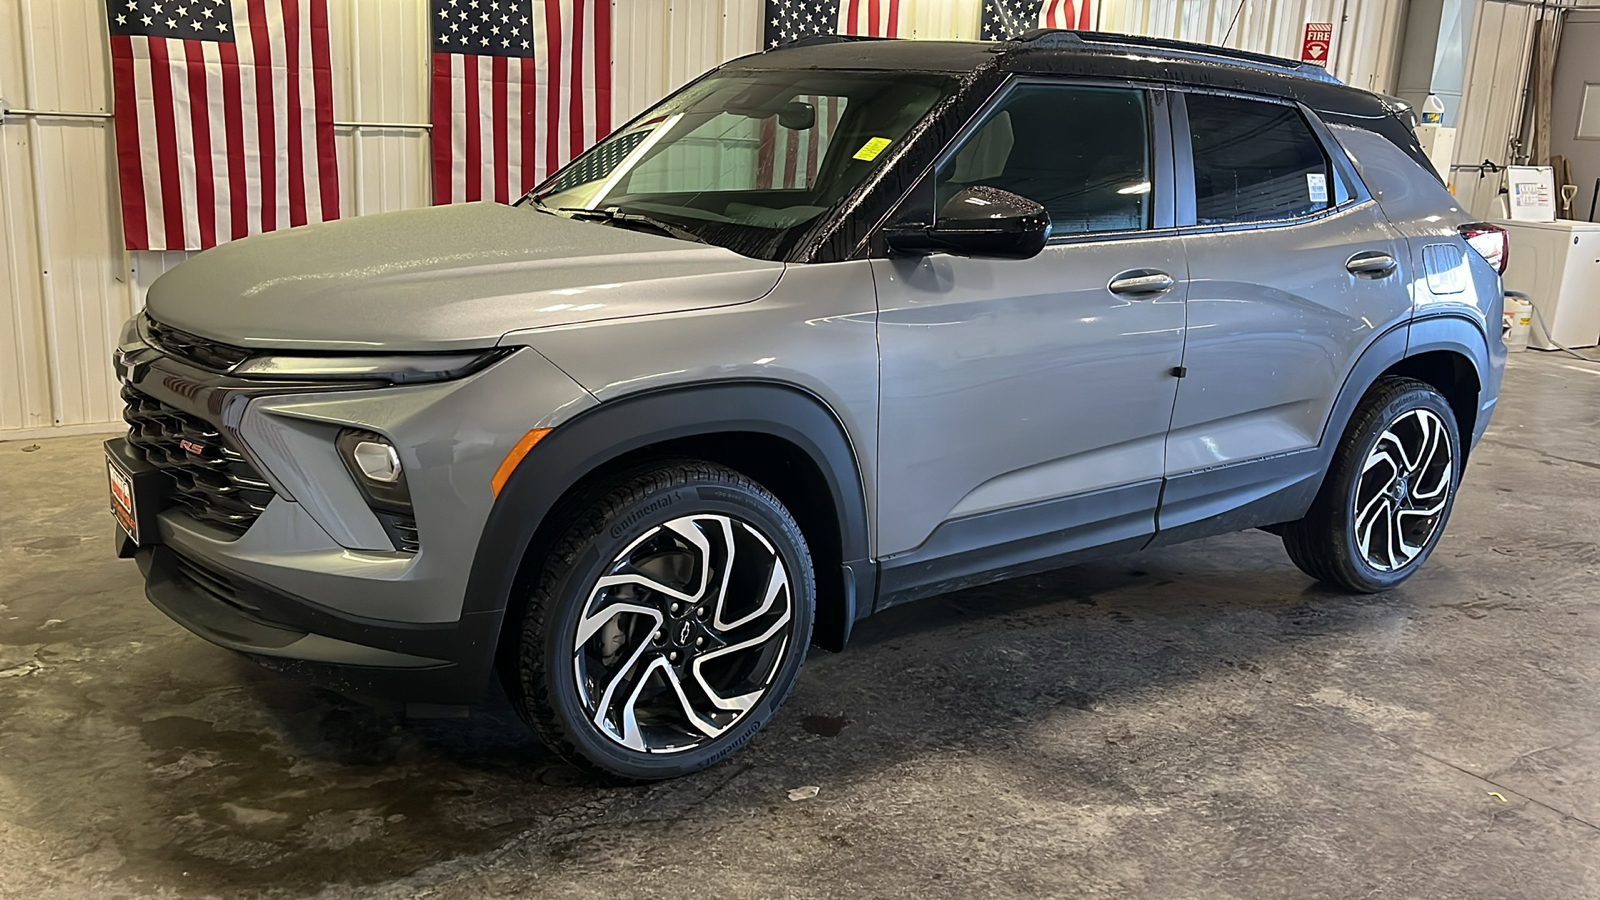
[107,453,140,544]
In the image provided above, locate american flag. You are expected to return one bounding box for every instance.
[755,96,845,190]
[981,0,1095,39]
[431,0,611,206]
[763,0,909,48]
[757,1,905,189]
[107,0,339,251]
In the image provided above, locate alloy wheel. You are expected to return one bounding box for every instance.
[1353,408,1454,572]
[572,513,795,754]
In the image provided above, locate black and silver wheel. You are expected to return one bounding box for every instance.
[1282,377,1462,593]
[508,461,814,781]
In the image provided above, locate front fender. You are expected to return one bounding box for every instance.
[462,381,875,653]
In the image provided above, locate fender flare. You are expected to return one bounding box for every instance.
[1402,311,1492,446]
[461,381,874,647]
[1316,313,1487,481]
[1405,312,1490,381]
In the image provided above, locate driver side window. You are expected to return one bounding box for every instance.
[936,83,1153,235]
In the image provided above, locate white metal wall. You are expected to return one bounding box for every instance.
[2,0,1412,440]
[1453,1,1541,218]
[2,0,143,435]
[1099,0,1408,93]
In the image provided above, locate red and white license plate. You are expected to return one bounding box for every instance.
[107,455,140,544]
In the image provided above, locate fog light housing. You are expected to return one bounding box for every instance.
[336,429,419,552]
[352,440,401,483]
[336,429,412,513]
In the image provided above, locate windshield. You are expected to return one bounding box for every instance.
[526,69,955,261]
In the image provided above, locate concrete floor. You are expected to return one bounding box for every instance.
[2,352,1599,899]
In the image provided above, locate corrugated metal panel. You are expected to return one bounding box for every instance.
[0,89,53,433]
[1454,1,1540,219]
[332,0,431,217]
[1098,0,1406,93]
[607,0,984,124]
[905,0,983,40]
[1,0,139,434]
[129,252,192,306]
[612,0,762,125]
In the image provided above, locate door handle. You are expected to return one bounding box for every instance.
[1346,251,1398,277]
[1108,270,1175,296]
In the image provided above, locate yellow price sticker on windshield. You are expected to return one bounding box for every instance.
[853,137,893,161]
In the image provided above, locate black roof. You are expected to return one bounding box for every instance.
[693,29,1432,263]
[731,29,1393,121]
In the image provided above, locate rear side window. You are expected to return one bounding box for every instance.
[936,84,1152,235]
[1185,94,1333,225]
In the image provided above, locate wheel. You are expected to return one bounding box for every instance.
[507,461,815,781]
[1281,377,1461,593]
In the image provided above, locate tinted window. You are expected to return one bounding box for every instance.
[936,84,1152,235]
[1186,94,1332,224]
[618,95,851,195]
[533,70,952,261]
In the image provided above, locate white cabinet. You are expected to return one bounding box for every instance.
[1496,219,1600,350]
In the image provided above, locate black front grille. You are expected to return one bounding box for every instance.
[144,315,253,372]
[122,385,276,536]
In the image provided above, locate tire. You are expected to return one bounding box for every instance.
[506,460,815,782]
[1281,377,1462,593]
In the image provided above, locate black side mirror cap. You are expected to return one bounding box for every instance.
[884,186,1051,260]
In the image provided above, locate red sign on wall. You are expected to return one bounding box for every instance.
[1301,22,1333,67]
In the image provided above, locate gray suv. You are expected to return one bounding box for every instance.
[106,31,1507,780]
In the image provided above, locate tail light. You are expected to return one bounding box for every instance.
[1460,222,1508,274]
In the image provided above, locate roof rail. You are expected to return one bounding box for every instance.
[774,33,895,50]
[1006,29,1337,82]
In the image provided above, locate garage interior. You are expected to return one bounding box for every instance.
[4,0,1600,897]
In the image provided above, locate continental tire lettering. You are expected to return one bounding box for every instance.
[609,490,685,539]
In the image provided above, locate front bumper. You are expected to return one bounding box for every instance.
[112,326,597,704]
[131,536,502,705]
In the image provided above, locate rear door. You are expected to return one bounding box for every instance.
[1159,90,1413,537]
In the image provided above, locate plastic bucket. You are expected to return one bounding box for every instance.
[1503,294,1532,352]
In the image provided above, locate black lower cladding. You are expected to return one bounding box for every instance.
[120,384,276,536]
[136,544,504,705]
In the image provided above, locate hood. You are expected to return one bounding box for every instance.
[144,203,786,352]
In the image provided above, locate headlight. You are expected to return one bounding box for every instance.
[231,349,510,384]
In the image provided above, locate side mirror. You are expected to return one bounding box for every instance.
[883,186,1051,260]
[777,100,816,131]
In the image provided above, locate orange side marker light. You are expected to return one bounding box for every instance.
[491,427,553,496]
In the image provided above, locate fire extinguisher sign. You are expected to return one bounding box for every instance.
[1301,22,1333,67]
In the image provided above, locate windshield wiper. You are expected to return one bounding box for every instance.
[555,206,707,245]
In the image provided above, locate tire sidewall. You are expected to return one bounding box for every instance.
[535,478,815,781]
[1332,385,1462,591]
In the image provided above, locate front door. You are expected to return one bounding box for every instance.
[873,81,1187,598]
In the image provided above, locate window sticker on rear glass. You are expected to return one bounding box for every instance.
[1307,172,1328,204]
[853,137,892,161]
